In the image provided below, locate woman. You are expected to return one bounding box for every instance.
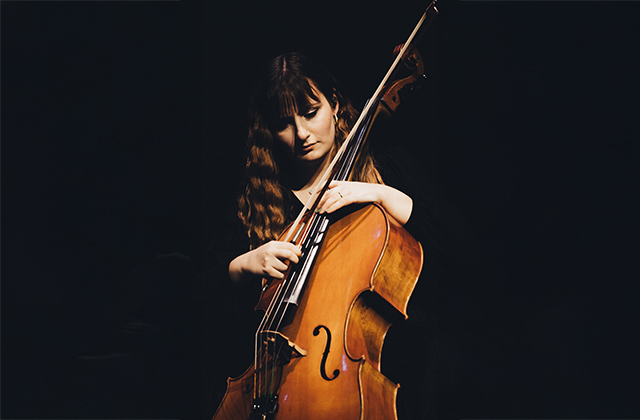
[208,52,456,420]
[229,52,413,284]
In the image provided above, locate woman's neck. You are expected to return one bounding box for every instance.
[291,151,333,203]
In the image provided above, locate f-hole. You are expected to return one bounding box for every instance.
[313,325,340,381]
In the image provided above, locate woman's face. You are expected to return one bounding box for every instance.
[271,88,338,168]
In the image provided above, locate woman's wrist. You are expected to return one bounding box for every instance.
[229,253,249,284]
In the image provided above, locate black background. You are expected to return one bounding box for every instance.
[3,0,639,419]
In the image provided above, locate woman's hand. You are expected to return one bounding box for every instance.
[316,181,413,225]
[229,240,302,284]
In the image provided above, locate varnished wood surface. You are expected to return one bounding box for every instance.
[214,204,422,419]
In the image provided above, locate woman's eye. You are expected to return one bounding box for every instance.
[305,109,318,119]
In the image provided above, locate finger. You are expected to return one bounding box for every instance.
[317,188,343,213]
[319,181,343,208]
[316,195,328,212]
[261,255,289,278]
[266,267,286,279]
[282,242,302,256]
[269,243,300,265]
[277,249,300,265]
[272,257,290,273]
[276,242,302,260]
[322,191,349,214]
[324,197,348,213]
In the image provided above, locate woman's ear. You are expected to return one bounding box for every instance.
[331,94,339,115]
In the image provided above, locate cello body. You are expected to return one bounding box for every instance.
[213,203,423,420]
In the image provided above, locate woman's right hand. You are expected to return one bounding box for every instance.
[229,241,302,284]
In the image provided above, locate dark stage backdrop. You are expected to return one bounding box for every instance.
[3,1,639,419]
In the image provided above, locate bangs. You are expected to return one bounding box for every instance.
[264,76,319,122]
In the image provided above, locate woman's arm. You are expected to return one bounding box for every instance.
[317,180,413,225]
[228,240,302,284]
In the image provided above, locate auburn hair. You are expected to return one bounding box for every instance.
[238,52,382,249]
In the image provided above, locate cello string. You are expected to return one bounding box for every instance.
[335,100,376,182]
[269,338,285,398]
[257,279,285,332]
[254,279,286,401]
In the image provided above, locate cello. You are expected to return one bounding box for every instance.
[214,3,438,419]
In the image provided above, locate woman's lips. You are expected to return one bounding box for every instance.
[299,142,316,153]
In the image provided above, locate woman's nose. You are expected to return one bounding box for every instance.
[294,117,310,140]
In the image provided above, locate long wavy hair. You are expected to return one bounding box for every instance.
[239,52,382,248]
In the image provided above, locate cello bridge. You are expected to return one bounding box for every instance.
[259,330,307,365]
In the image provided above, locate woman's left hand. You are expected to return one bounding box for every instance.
[316,180,413,225]
[316,181,379,214]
